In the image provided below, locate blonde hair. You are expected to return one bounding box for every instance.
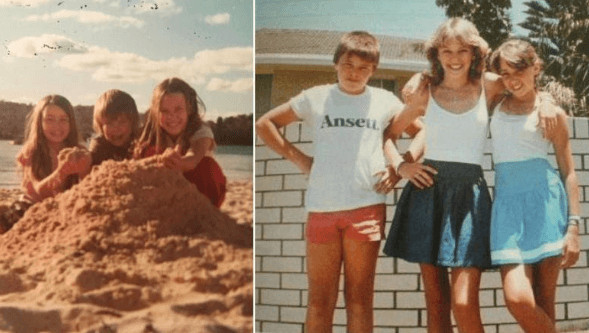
[93,89,140,139]
[333,31,380,66]
[135,77,206,157]
[425,18,489,85]
[17,95,81,185]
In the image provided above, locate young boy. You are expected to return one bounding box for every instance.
[256,31,425,332]
[89,89,140,166]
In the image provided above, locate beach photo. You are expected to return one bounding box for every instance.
[0,1,253,332]
[254,0,589,332]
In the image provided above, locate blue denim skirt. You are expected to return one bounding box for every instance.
[491,158,567,265]
[383,159,492,268]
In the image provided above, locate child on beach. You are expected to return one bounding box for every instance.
[488,39,580,332]
[256,30,424,332]
[0,95,91,233]
[134,77,227,208]
[89,89,140,166]
[383,18,512,333]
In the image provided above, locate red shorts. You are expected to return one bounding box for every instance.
[306,204,386,244]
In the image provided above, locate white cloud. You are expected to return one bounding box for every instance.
[131,0,181,15]
[7,34,88,58]
[54,44,252,84]
[25,9,144,28]
[0,0,49,7]
[193,47,253,74]
[206,78,252,92]
[205,12,230,25]
[8,34,252,86]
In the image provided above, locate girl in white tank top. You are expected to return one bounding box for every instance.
[383,18,508,333]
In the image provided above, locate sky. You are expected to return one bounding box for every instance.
[0,0,253,121]
[256,0,530,40]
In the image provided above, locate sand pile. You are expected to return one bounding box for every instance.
[0,157,253,332]
[220,180,253,225]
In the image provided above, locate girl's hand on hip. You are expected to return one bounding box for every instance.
[161,147,183,171]
[398,162,437,189]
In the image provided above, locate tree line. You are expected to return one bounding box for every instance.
[436,0,588,116]
[0,100,253,145]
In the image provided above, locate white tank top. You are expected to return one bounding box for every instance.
[424,87,488,165]
[490,99,550,163]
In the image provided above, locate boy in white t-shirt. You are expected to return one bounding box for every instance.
[256,31,426,332]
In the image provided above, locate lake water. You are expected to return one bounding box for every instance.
[0,140,252,189]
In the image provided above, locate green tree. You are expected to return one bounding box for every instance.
[436,0,512,50]
[520,0,589,115]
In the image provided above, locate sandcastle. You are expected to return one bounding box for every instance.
[0,157,253,332]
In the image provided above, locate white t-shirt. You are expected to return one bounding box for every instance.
[190,123,216,156]
[290,84,403,212]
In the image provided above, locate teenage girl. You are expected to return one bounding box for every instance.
[488,39,580,333]
[383,18,507,333]
[134,77,227,208]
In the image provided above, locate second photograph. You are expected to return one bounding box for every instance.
[254,0,589,332]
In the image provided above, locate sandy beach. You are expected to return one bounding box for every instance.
[0,158,253,332]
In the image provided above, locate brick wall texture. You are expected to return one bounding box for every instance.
[255,117,589,333]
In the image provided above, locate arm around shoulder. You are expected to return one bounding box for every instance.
[483,72,505,111]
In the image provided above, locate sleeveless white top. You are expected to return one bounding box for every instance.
[490,99,550,163]
[424,87,488,165]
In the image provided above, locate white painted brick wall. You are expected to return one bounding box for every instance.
[255,117,589,332]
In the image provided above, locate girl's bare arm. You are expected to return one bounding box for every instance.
[549,109,580,268]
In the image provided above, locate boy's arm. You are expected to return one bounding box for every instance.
[255,102,313,175]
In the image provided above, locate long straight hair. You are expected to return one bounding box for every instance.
[135,77,206,156]
[17,95,81,183]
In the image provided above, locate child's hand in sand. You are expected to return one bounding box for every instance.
[57,148,80,176]
[161,146,184,171]
[57,147,91,176]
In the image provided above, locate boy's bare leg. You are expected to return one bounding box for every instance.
[450,267,483,333]
[342,237,380,333]
[420,264,452,333]
[501,264,557,333]
[534,256,561,323]
[305,238,343,333]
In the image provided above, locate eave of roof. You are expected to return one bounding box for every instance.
[256,53,428,72]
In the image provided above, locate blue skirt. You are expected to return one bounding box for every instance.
[491,158,567,265]
[383,160,492,268]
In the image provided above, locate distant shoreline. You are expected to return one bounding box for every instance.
[0,101,253,146]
